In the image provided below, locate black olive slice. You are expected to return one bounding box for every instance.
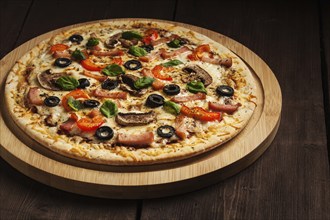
[95,126,114,140]
[157,125,175,138]
[216,85,234,97]
[140,44,154,53]
[44,96,60,107]
[163,84,180,96]
[77,78,90,89]
[124,60,142,71]
[146,94,165,108]
[69,34,84,43]
[54,58,72,68]
[101,79,118,90]
[83,100,100,108]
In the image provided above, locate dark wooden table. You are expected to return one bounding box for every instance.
[1,0,329,219]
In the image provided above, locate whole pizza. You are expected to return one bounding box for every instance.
[5,20,257,165]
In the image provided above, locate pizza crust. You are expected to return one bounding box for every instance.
[5,20,257,165]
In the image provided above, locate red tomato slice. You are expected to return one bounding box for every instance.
[143,29,159,44]
[152,65,173,81]
[50,44,69,52]
[77,116,104,131]
[81,58,106,71]
[62,89,90,111]
[195,44,211,58]
[191,107,221,121]
[180,105,221,121]
[111,57,123,65]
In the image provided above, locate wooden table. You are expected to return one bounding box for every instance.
[0,0,329,219]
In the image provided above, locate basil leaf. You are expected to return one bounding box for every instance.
[101,64,125,76]
[162,59,183,67]
[67,96,83,111]
[187,81,207,94]
[56,76,79,90]
[134,77,154,89]
[129,46,148,57]
[121,31,142,40]
[100,100,118,118]
[167,39,182,48]
[71,49,86,61]
[163,101,181,115]
[86,37,99,47]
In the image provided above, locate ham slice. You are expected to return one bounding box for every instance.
[175,115,190,140]
[27,87,43,105]
[200,55,232,67]
[82,70,107,81]
[117,132,154,147]
[208,102,241,114]
[53,50,71,58]
[160,46,190,59]
[91,48,124,57]
[60,119,76,133]
[93,88,128,99]
[171,92,206,103]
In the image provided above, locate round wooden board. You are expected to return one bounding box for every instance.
[0,19,281,199]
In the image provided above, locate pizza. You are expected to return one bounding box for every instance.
[5,20,257,165]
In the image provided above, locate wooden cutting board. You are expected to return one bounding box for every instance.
[0,19,281,199]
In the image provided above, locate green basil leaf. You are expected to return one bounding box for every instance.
[129,46,148,57]
[134,77,154,89]
[100,100,118,118]
[71,49,86,61]
[86,37,99,47]
[56,76,79,90]
[163,101,181,115]
[162,59,184,67]
[167,39,182,48]
[121,31,142,40]
[67,96,83,111]
[101,64,125,76]
[187,81,207,94]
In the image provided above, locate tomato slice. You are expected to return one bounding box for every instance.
[195,44,211,58]
[50,44,69,52]
[180,105,221,121]
[152,65,173,81]
[180,105,194,117]
[111,57,123,65]
[143,29,159,44]
[77,116,104,131]
[62,89,90,111]
[191,107,221,121]
[81,58,106,71]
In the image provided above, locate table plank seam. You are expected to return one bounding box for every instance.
[318,0,330,166]
[11,0,34,49]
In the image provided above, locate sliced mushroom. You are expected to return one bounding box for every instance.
[115,111,156,126]
[119,38,138,48]
[119,74,139,88]
[119,84,147,97]
[182,65,213,87]
[37,69,66,90]
[118,74,147,96]
[104,33,121,48]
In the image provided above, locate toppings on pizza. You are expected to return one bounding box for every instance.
[6,21,257,165]
[115,111,156,126]
[182,65,213,86]
[117,132,154,147]
[27,87,44,106]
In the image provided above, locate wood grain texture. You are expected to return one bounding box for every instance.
[141,1,330,219]
[320,0,330,163]
[0,19,280,199]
